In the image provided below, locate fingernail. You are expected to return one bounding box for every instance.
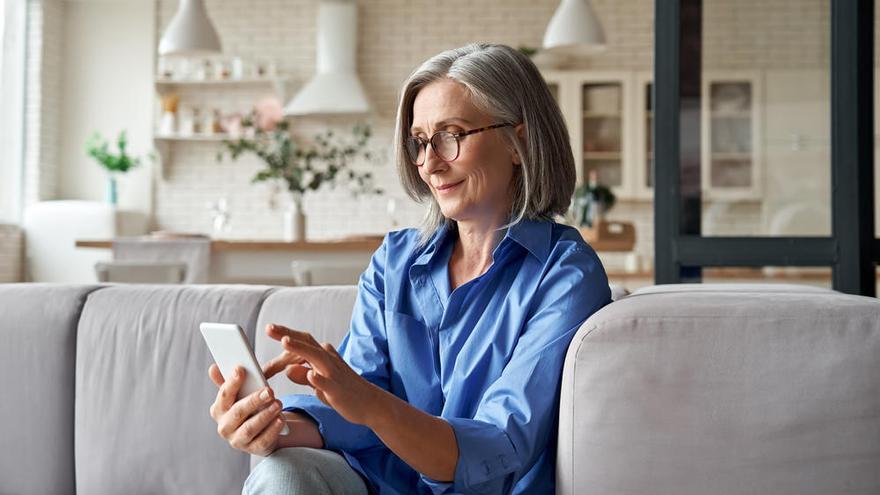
[259,389,270,401]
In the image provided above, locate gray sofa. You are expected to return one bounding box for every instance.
[1,282,878,494]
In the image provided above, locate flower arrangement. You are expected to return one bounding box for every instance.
[216,98,382,201]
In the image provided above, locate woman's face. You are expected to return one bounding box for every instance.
[410,79,519,225]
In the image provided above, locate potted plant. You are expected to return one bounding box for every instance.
[572,170,615,228]
[217,100,382,241]
[85,130,151,205]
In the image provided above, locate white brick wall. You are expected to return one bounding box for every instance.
[151,0,837,258]
[23,0,63,207]
[0,224,23,282]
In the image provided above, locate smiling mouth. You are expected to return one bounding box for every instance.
[435,180,464,191]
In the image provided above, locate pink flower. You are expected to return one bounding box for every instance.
[221,112,243,138]
[253,96,284,132]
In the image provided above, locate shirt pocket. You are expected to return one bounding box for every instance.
[383,310,444,414]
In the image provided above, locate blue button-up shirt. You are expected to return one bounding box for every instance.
[282,218,610,494]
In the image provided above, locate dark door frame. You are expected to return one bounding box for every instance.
[654,0,877,296]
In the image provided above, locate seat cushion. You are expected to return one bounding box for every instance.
[557,284,880,495]
[0,284,101,495]
[74,284,272,495]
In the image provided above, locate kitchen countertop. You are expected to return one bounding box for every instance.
[75,237,384,252]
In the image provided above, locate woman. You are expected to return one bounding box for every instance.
[209,43,610,494]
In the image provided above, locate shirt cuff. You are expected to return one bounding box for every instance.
[445,417,521,493]
[281,394,381,452]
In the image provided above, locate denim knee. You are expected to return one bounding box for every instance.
[242,447,367,495]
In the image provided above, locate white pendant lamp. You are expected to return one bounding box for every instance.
[158,0,222,56]
[542,0,606,55]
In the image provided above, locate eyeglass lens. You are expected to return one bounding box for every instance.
[406,132,459,165]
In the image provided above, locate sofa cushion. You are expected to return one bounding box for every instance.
[557,284,880,495]
[74,284,272,495]
[0,283,101,495]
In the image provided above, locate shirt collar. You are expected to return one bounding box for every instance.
[504,217,552,262]
[412,218,552,268]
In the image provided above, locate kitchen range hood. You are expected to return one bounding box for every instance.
[284,0,371,116]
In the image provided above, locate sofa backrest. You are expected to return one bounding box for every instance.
[557,284,880,495]
[0,283,360,495]
[73,284,272,495]
[0,284,98,495]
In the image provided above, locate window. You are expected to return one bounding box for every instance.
[0,0,25,223]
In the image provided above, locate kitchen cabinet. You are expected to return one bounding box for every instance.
[543,70,634,198]
[701,71,763,201]
[544,69,762,201]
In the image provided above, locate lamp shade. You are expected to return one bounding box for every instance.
[158,0,222,56]
[542,0,606,55]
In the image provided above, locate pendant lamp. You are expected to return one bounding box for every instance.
[542,0,606,55]
[158,0,222,56]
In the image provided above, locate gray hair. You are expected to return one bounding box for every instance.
[393,43,576,246]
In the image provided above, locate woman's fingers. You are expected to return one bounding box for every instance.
[244,414,286,457]
[208,363,224,387]
[282,337,333,375]
[286,363,312,386]
[265,323,298,342]
[210,366,245,420]
[261,350,306,379]
[228,399,282,450]
[218,387,275,438]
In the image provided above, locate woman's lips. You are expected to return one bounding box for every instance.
[435,180,464,194]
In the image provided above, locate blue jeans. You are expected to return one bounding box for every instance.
[243,447,369,495]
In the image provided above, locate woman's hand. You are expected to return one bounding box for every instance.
[208,364,286,457]
[266,324,385,426]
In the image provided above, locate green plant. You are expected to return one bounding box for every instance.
[572,179,616,227]
[86,130,147,173]
[217,115,382,198]
[517,46,538,58]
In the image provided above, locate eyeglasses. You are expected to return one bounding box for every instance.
[405,123,515,166]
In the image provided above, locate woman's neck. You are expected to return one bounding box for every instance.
[449,214,508,284]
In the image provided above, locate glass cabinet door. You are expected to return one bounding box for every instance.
[581,82,624,188]
[708,81,753,187]
[701,73,762,200]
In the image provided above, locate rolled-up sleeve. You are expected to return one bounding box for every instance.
[281,235,392,453]
[429,245,610,494]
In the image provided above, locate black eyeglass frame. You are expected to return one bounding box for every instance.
[406,122,516,166]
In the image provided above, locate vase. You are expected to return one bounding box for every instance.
[283,195,306,242]
[105,174,118,205]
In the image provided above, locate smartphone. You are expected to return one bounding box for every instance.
[199,322,289,435]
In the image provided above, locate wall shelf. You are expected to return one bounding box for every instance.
[155,76,287,95]
[155,134,231,142]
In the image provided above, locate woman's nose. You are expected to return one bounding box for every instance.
[421,143,447,173]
